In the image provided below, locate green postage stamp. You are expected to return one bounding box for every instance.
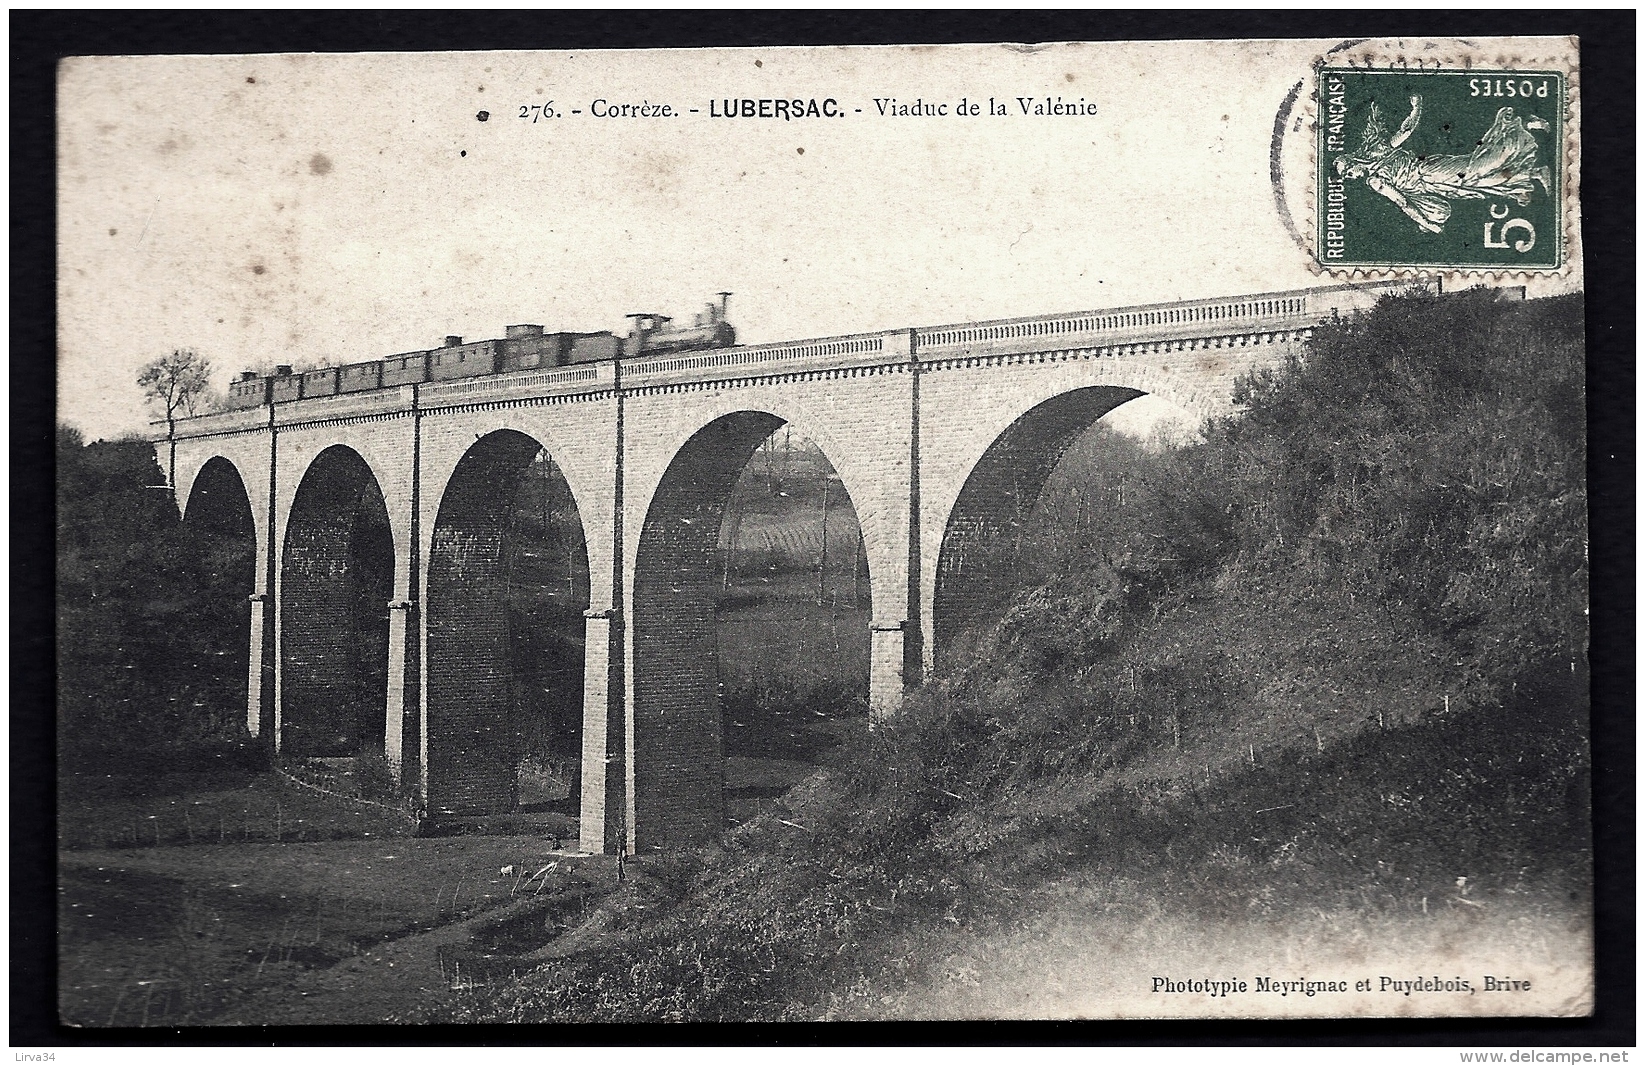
[1318,67,1567,270]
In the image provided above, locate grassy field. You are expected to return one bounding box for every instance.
[57,767,623,1027]
[425,646,1592,1023]
[58,766,412,852]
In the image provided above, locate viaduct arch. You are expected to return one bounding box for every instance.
[626,408,875,852]
[180,456,259,718]
[278,445,395,758]
[930,384,1145,662]
[157,280,1414,853]
[424,429,593,817]
[183,455,255,531]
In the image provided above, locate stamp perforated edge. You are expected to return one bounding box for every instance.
[1292,37,1581,283]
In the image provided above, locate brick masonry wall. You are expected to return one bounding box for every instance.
[620,378,918,847]
[621,373,916,698]
[417,401,620,822]
[273,421,416,596]
[578,610,620,853]
[272,421,417,768]
[278,446,392,757]
[628,411,784,849]
[172,436,274,584]
[417,402,619,609]
[179,456,260,741]
[169,437,277,736]
[423,429,543,816]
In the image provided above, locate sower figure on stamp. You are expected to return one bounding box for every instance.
[1336,94,1553,233]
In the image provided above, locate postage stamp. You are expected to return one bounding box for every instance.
[1317,67,1567,271]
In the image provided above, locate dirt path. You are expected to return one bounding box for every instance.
[211,882,599,1025]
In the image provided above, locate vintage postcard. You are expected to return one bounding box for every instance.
[54,35,1592,1026]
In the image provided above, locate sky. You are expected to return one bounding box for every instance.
[56,39,1577,440]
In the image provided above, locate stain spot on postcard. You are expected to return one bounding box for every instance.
[476,111,490,122]
[251,263,266,276]
[638,151,684,204]
[308,153,333,176]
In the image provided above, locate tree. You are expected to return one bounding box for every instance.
[138,347,212,490]
[56,427,257,770]
[137,347,212,430]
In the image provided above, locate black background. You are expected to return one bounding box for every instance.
[12,10,1634,1049]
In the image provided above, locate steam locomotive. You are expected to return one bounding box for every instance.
[223,294,737,409]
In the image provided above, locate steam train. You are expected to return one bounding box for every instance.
[223,294,737,409]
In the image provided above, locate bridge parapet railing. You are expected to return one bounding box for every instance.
[273,385,414,426]
[162,406,270,440]
[623,330,905,386]
[420,361,610,408]
[912,281,1416,360]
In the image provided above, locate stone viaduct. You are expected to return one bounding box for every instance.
[158,280,1408,854]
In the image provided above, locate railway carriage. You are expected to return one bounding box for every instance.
[219,295,737,411]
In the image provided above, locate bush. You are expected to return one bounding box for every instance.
[57,428,258,769]
[1216,289,1587,696]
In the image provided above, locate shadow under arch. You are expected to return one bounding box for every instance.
[425,429,591,818]
[932,385,1145,663]
[630,410,874,851]
[280,445,394,758]
[182,456,259,732]
[184,455,255,533]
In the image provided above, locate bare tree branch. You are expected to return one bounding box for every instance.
[137,348,213,428]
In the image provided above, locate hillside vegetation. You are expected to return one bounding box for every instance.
[56,428,262,773]
[431,286,1589,1022]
